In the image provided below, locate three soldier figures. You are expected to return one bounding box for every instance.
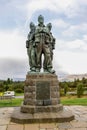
[26,15,56,74]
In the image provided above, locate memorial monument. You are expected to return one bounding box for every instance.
[11,15,74,123]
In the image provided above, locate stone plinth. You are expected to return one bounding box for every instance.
[11,73,74,123]
[21,73,62,113]
[11,107,74,124]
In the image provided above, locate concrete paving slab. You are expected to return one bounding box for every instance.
[57,122,72,129]
[0,107,14,119]
[7,124,23,130]
[40,123,56,129]
[44,128,56,130]
[0,126,7,130]
[0,119,10,125]
[9,121,18,124]
[68,128,87,130]
[24,124,39,130]
[43,128,57,129]
[70,121,87,128]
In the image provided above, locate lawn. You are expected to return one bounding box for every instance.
[0,98,23,107]
[0,96,87,107]
[61,96,87,105]
[15,93,24,96]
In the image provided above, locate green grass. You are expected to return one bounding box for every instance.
[0,98,23,107]
[1,96,87,107]
[15,93,24,96]
[61,97,87,105]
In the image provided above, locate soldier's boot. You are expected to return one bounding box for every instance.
[36,68,40,72]
[47,68,55,74]
[31,67,36,72]
[44,69,49,73]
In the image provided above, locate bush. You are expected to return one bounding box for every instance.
[15,88,23,93]
[64,83,68,95]
[60,89,64,96]
[77,83,84,98]
[0,88,4,92]
[13,83,24,91]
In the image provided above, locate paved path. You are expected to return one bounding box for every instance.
[0,106,87,130]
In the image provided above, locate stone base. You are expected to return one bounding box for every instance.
[11,73,74,123]
[24,73,60,106]
[21,104,63,113]
[11,107,74,124]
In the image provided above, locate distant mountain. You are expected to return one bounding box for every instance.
[13,78,25,81]
[59,73,87,82]
[12,73,87,82]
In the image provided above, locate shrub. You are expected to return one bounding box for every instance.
[77,83,84,98]
[60,89,64,96]
[64,84,68,95]
[15,88,23,93]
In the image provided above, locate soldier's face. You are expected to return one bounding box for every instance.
[48,25,52,31]
[30,25,35,31]
[39,18,44,24]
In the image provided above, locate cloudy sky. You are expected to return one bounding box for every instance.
[0,0,87,80]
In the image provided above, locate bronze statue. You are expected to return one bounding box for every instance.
[26,15,55,73]
[26,22,36,72]
[47,23,55,61]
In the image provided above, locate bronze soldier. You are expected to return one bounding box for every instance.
[46,23,55,61]
[35,15,54,73]
[26,22,36,72]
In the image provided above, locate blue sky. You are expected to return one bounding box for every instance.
[0,0,87,79]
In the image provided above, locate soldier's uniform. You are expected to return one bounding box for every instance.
[26,27,36,71]
[35,24,52,72]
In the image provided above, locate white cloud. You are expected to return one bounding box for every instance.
[26,0,87,19]
[51,19,69,29]
[62,23,87,38]
[83,35,87,41]
[54,50,87,74]
[56,38,87,52]
[0,29,27,59]
[0,58,28,79]
[26,0,75,20]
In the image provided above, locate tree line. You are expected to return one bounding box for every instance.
[0,77,87,97]
[0,78,24,93]
[59,77,87,98]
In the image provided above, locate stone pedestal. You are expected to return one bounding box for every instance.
[21,73,63,113]
[11,73,74,123]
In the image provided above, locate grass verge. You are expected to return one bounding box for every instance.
[0,98,23,107]
[15,93,24,96]
[1,97,87,107]
[61,97,87,105]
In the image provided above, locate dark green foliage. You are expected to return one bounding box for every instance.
[0,82,4,92]
[13,82,24,92]
[82,77,87,84]
[0,78,24,93]
[64,83,68,95]
[77,83,84,98]
[15,88,23,93]
[59,78,87,97]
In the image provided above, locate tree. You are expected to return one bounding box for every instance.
[7,78,13,84]
[77,83,84,98]
[82,77,86,84]
[0,82,4,92]
[64,83,68,95]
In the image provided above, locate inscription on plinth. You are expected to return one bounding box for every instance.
[36,81,51,106]
[36,81,50,100]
